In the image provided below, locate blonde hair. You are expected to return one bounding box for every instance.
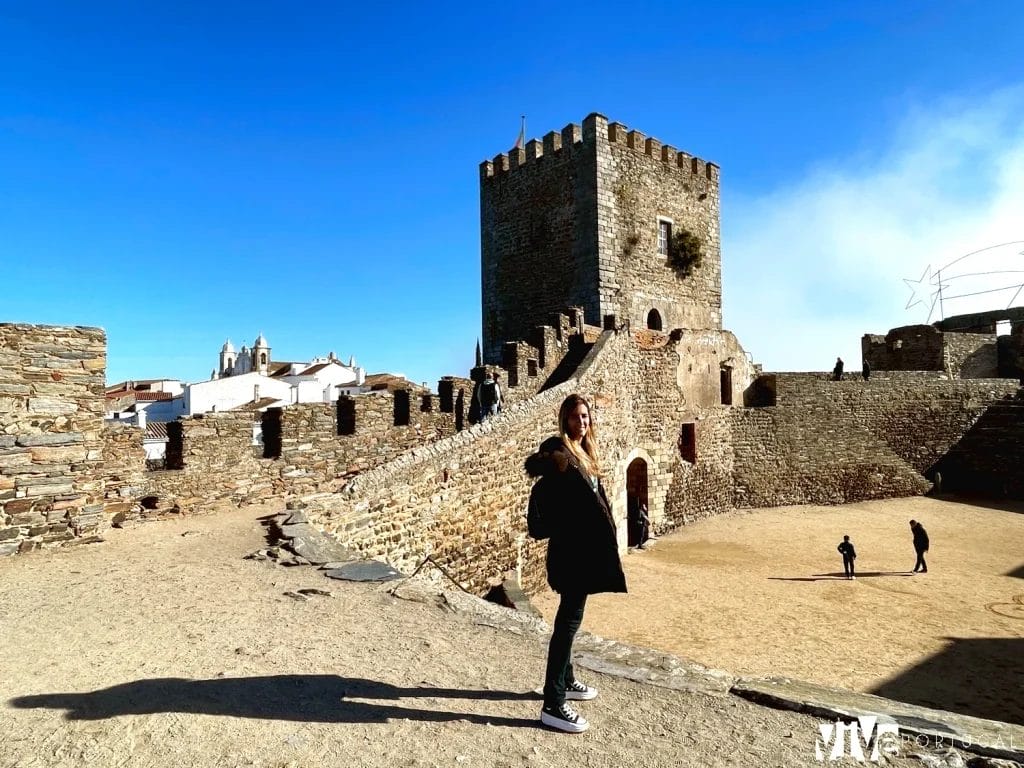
[558,394,601,477]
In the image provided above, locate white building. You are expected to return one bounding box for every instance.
[208,334,366,407]
[184,371,293,415]
[105,379,186,426]
[107,335,371,426]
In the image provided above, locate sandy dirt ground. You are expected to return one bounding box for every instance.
[0,502,969,768]
[535,495,1024,727]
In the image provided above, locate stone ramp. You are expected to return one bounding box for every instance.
[247,510,402,582]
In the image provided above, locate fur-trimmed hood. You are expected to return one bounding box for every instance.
[523,436,569,478]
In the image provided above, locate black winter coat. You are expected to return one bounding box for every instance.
[912,524,930,552]
[524,436,627,596]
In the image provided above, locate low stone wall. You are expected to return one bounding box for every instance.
[143,412,274,511]
[0,324,106,554]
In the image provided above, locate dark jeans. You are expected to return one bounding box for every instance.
[914,550,928,572]
[843,555,855,577]
[543,592,587,709]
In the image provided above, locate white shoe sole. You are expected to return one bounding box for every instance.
[541,710,589,733]
[565,688,598,701]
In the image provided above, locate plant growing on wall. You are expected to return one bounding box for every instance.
[669,228,703,277]
[622,232,641,257]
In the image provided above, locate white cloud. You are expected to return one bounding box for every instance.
[723,86,1024,372]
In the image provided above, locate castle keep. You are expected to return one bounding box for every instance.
[480,113,721,364]
[2,114,1022,599]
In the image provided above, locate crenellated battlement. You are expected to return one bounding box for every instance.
[605,117,719,183]
[480,122,583,180]
[480,114,718,183]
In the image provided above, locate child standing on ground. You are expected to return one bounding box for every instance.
[837,535,856,580]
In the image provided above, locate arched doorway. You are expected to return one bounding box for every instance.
[646,309,663,331]
[626,457,649,547]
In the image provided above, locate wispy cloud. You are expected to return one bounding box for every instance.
[723,86,1024,371]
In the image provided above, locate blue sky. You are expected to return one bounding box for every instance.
[2,2,1022,386]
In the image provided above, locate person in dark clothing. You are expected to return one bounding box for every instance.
[832,357,844,381]
[524,394,626,733]
[636,501,651,549]
[476,372,502,421]
[910,519,930,573]
[627,496,650,549]
[862,360,871,381]
[837,535,857,579]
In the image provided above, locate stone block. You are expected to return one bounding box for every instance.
[16,433,84,447]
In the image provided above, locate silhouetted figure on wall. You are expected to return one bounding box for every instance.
[862,360,871,381]
[837,535,856,579]
[910,519,929,573]
[832,357,844,381]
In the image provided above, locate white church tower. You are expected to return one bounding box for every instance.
[218,339,237,378]
[252,333,271,374]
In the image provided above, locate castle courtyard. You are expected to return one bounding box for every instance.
[0,499,1001,768]
[535,494,1024,727]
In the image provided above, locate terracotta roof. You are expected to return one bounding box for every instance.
[363,373,429,393]
[144,423,169,440]
[104,390,174,402]
[136,391,174,401]
[233,396,283,411]
[105,379,177,393]
[268,362,300,377]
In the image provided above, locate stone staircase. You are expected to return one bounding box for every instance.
[933,389,1024,498]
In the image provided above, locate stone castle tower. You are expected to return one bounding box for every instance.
[479,112,722,363]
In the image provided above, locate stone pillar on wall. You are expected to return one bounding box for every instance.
[0,324,106,555]
[101,422,146,524]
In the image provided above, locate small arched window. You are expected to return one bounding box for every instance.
[260,353,267,365]
[647,309,663,331]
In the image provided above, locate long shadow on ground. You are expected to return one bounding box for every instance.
[871,637,1024,726]
[8,675,540,727]
[768,571,916,582]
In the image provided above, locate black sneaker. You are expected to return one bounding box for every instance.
[540,702,589,733]
[565,679,598,701]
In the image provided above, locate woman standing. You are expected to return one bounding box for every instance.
[524,394,627,733]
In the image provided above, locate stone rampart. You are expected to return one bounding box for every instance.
[731,374,1020,508]
[0,324,106,554]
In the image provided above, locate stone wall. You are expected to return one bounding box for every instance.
[943,333,998,378]
[144,411,272,510]
[730,374,1020,508]
[862,325,944,372]
[299,328,752,595]
[100,423,146,523]
[0,324,106,554]
[480,121,592,364]
[601,117,722,333]
[864,319,1018,379]
[933,391,1024,497]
